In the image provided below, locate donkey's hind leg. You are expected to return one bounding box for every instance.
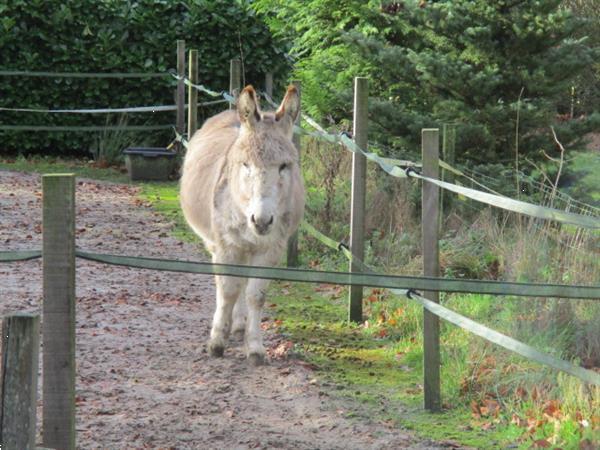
[231,296,247,340]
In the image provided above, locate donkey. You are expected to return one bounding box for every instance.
[180,85,305,365]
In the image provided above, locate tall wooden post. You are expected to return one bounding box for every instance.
[348,77,368,323]
[176,40,186,150]
[422,129,441,412]
[265,73,273,99]
[42,173,76,449]
[1,314,40,450]
[187,49,198,138]
[229,59,241,109]
[287,80,301,267]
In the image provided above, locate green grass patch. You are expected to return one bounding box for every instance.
[138,181,203,246]
[268,283,515,448]
[0,154,129,182]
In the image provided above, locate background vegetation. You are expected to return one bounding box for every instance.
[0,0,289,155]
[254,0,599,166]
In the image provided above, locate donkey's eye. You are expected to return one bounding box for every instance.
[279,163,288,173]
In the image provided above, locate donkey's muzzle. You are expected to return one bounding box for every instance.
[250,214,274,235]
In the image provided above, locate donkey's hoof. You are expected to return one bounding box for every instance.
[208,341,225,357]
[247,352,265,366]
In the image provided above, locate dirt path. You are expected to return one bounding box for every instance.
[0,170,451,450]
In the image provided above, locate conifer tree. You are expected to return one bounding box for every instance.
[255,0,599,164]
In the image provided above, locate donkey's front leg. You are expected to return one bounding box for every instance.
[245,276,271,365]
[209,273,245,357]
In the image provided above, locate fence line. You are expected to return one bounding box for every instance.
[1,248,597,299]
[0,70,169,78]
[0,124,172,132]
[0,101,226,115]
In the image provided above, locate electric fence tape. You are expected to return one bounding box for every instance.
[181,78,599,229]
[0,125,172,132]
[1,249,597,299]
[298,223,600,385]
[0,70,169,79]
[1,245,598,384]
[0,100,227,115]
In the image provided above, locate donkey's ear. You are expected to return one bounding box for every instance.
[237,85,261,127]
[275,85,300,128]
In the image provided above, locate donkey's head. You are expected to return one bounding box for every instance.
[229,85,301,237]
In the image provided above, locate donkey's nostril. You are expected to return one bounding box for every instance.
[251,214,256,224]
[268,216,274,225]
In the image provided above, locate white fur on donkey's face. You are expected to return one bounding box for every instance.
[238,158,292,236]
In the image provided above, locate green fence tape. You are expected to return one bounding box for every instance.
[1,248,598,384]
[407,291,600,386]
[171,74,235,103]
[285,104,599,230]
[411,172,600,229]
[71,250,600,299]
[0,250,42,262]
[0,99,227,115]
[0,125,173,132]
[0,70,169,79]
[0,105,179,114]
[301,223,600,385]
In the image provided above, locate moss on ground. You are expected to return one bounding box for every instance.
[268,281,512,448]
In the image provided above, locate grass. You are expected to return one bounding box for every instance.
[267,282,514,448]
[0,154,130,182]
[3,154,598,448]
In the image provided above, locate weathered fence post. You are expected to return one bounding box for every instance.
[0,314,40,450]
[422,129,441,412]
[176,40,186,150]
[229,59,241,109]
[264,73,273,99]
[187,49,198,138]
[348,77,368,323]
[287,79,301,267]
[42,173,76,450]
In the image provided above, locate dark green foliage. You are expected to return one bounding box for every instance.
[254,0,599,164]
[0,0,289,155]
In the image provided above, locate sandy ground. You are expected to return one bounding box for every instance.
[0,170,456,450]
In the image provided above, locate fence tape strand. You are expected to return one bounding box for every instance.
[299,224,600,385]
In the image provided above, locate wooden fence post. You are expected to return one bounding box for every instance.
[422,129,441,412]
[176,40,186,150]
[264,73,273,99]
[42,173,76,450]
[348,77,368,323]
[287,80,301,267]
[187,49,198,138]
[229,59,241,109]
[1,314,40,450]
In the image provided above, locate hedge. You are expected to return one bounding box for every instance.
[0,0,289,156]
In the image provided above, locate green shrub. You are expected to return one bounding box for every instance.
[0,0,289,156]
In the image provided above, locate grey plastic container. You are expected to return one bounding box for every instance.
[123,147,176,181]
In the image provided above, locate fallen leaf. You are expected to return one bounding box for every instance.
[579,439,595,450]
